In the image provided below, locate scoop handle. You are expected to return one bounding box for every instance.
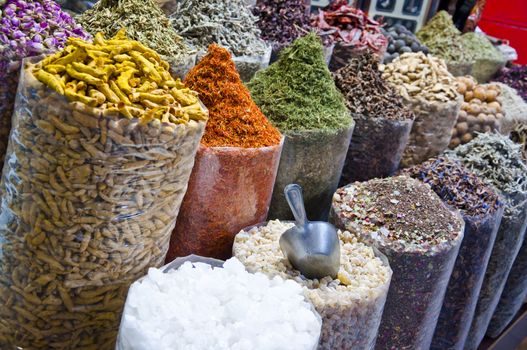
[284,184,308,227]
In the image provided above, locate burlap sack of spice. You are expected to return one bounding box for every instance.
[0,42,207,348]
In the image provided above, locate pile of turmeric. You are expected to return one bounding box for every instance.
[32,29,207,124]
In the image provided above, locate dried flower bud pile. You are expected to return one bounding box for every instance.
[460,32,505,83]
[382,24,429,63]
[450,76,504,148]
[331,176,464,349]
[253,0,311,58]
[448,133,527,349]
[0,0,89,172]
[493,65,527,102]
[233,220,392,350]
[0,31,207,349]
[32,29,207,122]
[402,157,503,349]
[77,0,194,78]
[333,51,414,182]
[310,0,388,71]
[381,52,462,166]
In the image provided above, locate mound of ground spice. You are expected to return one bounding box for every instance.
[402,157,500,217]
[184,44,281,148]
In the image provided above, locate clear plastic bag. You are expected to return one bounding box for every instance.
[431,205,505,350]
[401,97,462,167]
[486,235,527,338]
[117,254,322,350]
[0,58,206,349]
[472,57,507,83]
[0,59,22,175]
[446,60,474,77]
[340,114,413,185]
[166,140,283,261]
[268,123,354,221]
[464,197,527,350]
[232,221,392,350]
[329,42,388,72]
[164,53,197,80]
[232,45,272,82]
[330,196,465,350]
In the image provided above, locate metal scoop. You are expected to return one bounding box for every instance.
[279,184,341,280]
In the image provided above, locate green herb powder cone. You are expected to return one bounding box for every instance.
[248,33,352,132]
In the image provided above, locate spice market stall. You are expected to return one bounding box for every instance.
[0,31,208,349]
[248,33,354,221]
[166,45,283,261]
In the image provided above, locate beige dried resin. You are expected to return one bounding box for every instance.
[233,220,392,350]
[0,59,206,349]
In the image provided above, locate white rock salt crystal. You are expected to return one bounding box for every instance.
[117,257,321,350]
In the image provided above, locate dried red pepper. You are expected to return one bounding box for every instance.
[310,0,387,52]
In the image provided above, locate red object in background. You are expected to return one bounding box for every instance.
[479,0,527,64]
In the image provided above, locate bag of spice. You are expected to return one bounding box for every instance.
[330,176,465,350]
[165,45,283,261]
[77,0,196,79]
[447,133,527,350]
[253,0,311,63]
[333,51,414,184]
[233,220,392,350]
[449,76,505,148]
[311,0,388,72]
[402,157,504,350]
[381,52,462,167]
[0,31,208,349]
[492,65,527,102]
[486,238,527,338]
[248,33,354,221]
[169,0,271,82]
[0,0,89,176]
[382,24,429,64]
[416,11,474,77]
[461,32,507,83]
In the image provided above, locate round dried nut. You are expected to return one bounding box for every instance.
[450,137,461,148]
[456,122,469,135]
[461,133,473,144]
[461,102,470,111]
[472,124,482,132]
[468,104,481,115]
[496,113,504,120]
[486,89,498,102]
[485,114,496,125]
[467,115,478,126]
[452,128,458,137]
[488,101,501,111]
[458,110,467,121]
[483,125,492,133]
[474,87,487,101]
[457,82,467,95]
[465,91,474,101]
[477,114,487,126]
